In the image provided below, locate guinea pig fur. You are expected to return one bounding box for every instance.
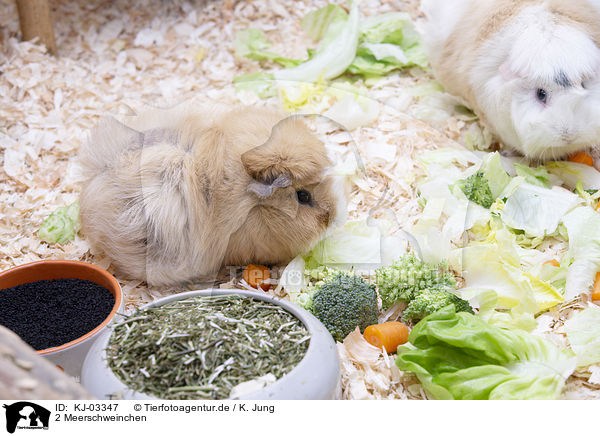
[79,105,347,286]
[421,0,600,160]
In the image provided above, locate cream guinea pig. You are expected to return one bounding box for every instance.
[421,0,600,159]
[79,105,347,286]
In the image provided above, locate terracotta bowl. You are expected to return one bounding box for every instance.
[0,260,123,378]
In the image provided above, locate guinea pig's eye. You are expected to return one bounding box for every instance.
[296,189,312,205]
[536,88,548,104]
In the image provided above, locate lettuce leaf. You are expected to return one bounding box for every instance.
[480,152,511,199]
[396,306,576,400]
[501,183,582,238]
[301,4,348,42]
[323,94,379,130]
[277,217,409,306]
[460,232,563,315]
[564,305,600,367]
[233,72,277,98]
[348,12,427,77]
[514,163,551,188]
[561,206,600,299]
[274,0,361,83]
[233,29,301,68]
[37,201,81,245]
[545,161,600,190]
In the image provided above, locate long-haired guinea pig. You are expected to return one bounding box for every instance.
[421,0,600,160]
[79,105,347,286]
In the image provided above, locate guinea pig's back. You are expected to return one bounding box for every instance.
[79,109,218,285]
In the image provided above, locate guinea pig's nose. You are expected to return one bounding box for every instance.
[560,128,575,144]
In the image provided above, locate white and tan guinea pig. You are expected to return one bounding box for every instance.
[79,105,346,286]
[421,0,600,159]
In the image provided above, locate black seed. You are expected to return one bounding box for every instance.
[0,279,115,350]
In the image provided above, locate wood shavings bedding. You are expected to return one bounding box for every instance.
[0,0,597,399]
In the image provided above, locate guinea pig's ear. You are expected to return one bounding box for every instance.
[241,117,328,186]
[499,60,519,81]
[102,117,145,149]
[247,173,292,199]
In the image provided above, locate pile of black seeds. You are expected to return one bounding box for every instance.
[0,278,115,350]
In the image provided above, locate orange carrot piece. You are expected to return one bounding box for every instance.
[363,322,409,353]
[568,151,594,167]
[596,201,600,212]
[243,264,271,291]
[543,259,560,268]
[592,272,600,301]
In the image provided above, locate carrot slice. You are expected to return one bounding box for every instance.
[568,151,594,167]
[592,272,600,301]
[243,264,271,291]
[543,259,560,268]
[363,322,409,353]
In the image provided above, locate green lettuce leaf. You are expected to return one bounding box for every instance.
[396,306,576,400]
[514,163,551,188]
[233,72,277,98]
[301,4,348,42]
[480,152,511,199]
[233,29,301,68]
[347,12,427,77]
[37,201,81,245]
[460,233,563,315]
[274,0,361,83]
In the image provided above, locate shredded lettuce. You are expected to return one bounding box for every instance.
[278,74,329,112]
[564,305,600,367]
[323,93,379,130]
[351,12,428,75]
[37,201,81,245]
[545,161,600,190]
[274,0,361,83]
[396,306,576,400]
[233,72,277,98]
[301,4,348,42]
[480,152,511,199]
[514,163,551,188]
[459,226,564,317]
[464,123,493,151]
[501,183,582,238]
[561,206,600,299]
[235,3,427,105]
[233,29,301,68]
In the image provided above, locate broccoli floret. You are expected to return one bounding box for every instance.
[456,171,494,208]
[376,255,456,310]
[311,272,379,342]
[402,289,474,323]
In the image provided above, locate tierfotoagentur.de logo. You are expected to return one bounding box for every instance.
[2,402,50,434]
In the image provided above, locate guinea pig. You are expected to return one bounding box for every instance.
[421,0,600,160]
[78,105,347,286]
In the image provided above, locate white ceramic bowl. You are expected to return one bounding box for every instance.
[81,289,341,400]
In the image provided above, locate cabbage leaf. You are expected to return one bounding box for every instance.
[38,201,81,245]
[396,306,576,400]
[564,305,600,367]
